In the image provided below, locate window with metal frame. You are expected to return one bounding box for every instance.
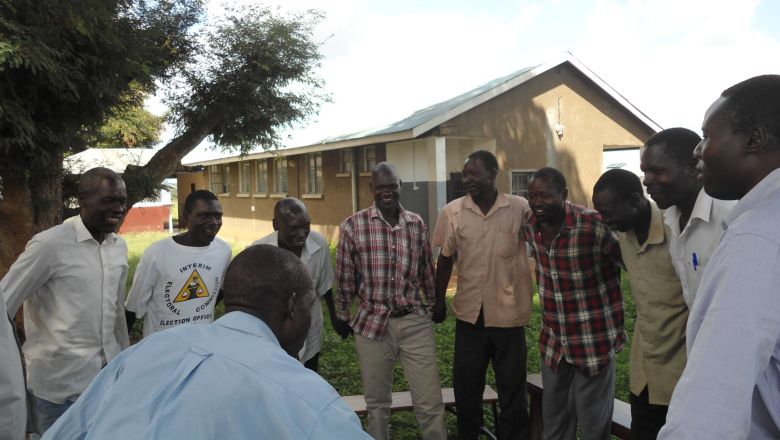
[274,157,288,193]
[306,153,323,194]
[255,160,268,193]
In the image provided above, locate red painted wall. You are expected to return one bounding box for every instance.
[120,205,171,233]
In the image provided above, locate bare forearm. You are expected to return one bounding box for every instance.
[434,254,453,305]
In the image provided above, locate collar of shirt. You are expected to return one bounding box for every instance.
[664,188,715,234]
[368,203,413,229]
[65,214,118,245]
[725,167,780,228]
[462,192,511,218]
[528,201,579,236]
[214,311,280,347]
[625,201,665,252]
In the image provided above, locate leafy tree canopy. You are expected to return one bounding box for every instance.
[0,0,327,202]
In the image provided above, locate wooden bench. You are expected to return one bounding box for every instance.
[526,373,631,439]
[343,386,500,439]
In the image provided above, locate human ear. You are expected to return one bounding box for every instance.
[746,125,769,154]
[286,291,297,319]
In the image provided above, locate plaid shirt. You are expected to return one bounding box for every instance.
[336,205,435,340]
[524,202,626,376]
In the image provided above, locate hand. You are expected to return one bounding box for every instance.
[332,318,353,340]
[431,301,447,324]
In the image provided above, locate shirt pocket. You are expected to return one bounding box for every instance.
[497,231,521,258]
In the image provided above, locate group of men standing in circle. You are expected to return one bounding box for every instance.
[2,73,780,440]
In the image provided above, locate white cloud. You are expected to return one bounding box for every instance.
[574,0,780,131]
[180,0,780,163]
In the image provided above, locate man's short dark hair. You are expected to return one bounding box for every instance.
[594,169,643,201]
[644,128,702,166]
[721,74,780,141]
[78,167,122,198]
[467,150,499,172]
[532,167,567,193]
[184,190,218,214]
[223,245,312,320]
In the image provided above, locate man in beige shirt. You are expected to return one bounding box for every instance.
[593,169,687,440]
[433,150,533,439]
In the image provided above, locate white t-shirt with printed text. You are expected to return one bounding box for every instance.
[126,237,232,337]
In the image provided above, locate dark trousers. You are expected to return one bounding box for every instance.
[454,312,530,440]
[630,386,668,440]
[303,352,320,373]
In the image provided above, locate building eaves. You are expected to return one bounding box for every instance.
[184,52,662,167]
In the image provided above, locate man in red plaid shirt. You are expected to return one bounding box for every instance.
[524,167,625,440]
[335,162,446,440]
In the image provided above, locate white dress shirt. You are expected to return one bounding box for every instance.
[1,215,130,404]
[664,188,736,307]
[252,231,335,363]
[0,296,26,440]
[659,169,780,439]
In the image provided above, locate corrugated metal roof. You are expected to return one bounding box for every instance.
[185,52,662,167]
[319,65,538,143]
[64,148,157,174]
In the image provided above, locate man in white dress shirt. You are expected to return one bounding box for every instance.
[252,197,346,371]
[1,167,130,434]
[659,75,780,439]
[640,127,735,308]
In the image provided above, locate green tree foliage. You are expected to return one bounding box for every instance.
[0,0,201,180]
[0,0,328,275]
[90,84,165,149]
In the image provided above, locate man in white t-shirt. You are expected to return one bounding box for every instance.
[640,127,736,308]
[125,190,231,338]
[252,198,343,372]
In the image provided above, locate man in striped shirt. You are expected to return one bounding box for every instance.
[335,162,446,440]
[524,167,625,440]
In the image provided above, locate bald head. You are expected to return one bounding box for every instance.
[78,167,123,198]
[223,245,312,318]
[274,197,308,220]
[371,162,399,181]
[223,245,314,356]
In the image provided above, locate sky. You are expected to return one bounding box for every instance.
[174,0,780,163]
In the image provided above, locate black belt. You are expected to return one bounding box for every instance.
[389,306,416,318]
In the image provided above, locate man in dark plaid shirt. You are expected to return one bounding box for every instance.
[524,167,625,440]
[335,162,446,440]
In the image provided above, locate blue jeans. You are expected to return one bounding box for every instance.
[35,395,75,434]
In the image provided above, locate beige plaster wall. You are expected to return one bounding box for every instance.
[445,63,655,206]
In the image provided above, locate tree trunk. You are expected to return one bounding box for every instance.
[0,156,63,341]
[124,124,212,207]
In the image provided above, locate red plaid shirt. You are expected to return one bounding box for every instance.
[524,202,626,376]
[336,205,435,340]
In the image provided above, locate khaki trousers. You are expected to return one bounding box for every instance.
[354,313,447,440]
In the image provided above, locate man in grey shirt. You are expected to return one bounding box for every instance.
[659,75,780,439]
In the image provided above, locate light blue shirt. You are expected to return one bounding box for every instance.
[660,168,780,439]
[44,311,370,440]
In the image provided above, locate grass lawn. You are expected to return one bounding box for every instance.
[123,232,636,439]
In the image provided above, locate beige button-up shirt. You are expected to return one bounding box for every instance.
[619,201,688,405]
[433,193,533,327]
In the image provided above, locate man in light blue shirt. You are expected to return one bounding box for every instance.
[44,245,370,440]
[659,75,780,439]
